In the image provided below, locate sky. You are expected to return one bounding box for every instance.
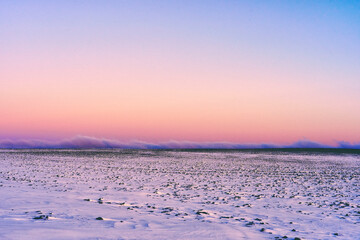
[1,1,360,148]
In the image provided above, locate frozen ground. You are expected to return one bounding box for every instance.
[0,149,359,240]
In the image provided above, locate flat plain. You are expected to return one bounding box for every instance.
[0,149,359,240]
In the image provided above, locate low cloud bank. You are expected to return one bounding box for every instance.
[0,136,359,149]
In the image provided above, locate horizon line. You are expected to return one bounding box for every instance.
[0,136,360,150]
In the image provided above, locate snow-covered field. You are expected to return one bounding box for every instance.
[0,150,359,240]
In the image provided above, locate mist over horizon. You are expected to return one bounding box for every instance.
[0,136,359,150]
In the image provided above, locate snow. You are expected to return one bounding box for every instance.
[0,150,359,239]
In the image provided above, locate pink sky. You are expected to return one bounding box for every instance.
[1,1,359,146]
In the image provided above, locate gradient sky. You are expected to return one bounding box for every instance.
[1,1,359,145]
